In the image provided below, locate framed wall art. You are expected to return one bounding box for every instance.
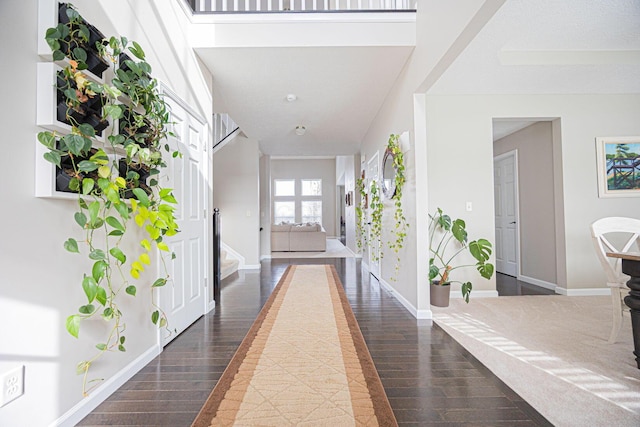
[596,136,640,198]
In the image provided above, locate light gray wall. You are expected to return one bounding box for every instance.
[426,93,640,292]
[494,122,557,284]
[0,1,212,425]
[270,158,337,236]
[213,136,261,265]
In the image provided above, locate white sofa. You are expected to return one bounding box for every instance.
[271,223,327,252]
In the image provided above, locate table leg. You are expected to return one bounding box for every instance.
[622,260,640,369]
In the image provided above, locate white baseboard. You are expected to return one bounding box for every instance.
[52,345,162,427]
[207,299,216,313]
[518,275,557,291]
[555,287,611,296]
[240,264,261,270]
[260,254,271,261]
[378,277,432,320]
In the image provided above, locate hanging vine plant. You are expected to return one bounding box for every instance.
[39,3,180,396]
[354,170,368,251]
[369,179,384,262]
[385,134,409,277]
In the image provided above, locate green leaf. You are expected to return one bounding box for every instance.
[108,230,124,237]
[429,263,439,281]
[152,278,167,288]
[469,239,492,262]
[88,201,100,225]
[43,150,61,166]
[103,307,114,320]
[109,247,126,264]
[72,47,87,62]
[96,343,107,351]
[52,49,65,61]
[89,249,106,260]
[118,344,126,352]
[82,276,98,303]
[77,123,96,138]
[64,238,79,253]
[96,286,107,306]
[78,161,98,172]
[65,134,86,155]
[126,285,137,296]
[477,262,495,280]
[66,314,81,338]
[461,282,473,303]
[92,260,108,282]
[451,219,467,243]
[132,187,150,207]
[120,336,126,344]
[79,304,95,315]
[82,178,94,195]
[74,212,87,228]
[38,131,56,149]
[104,104,123,120]
[151,310,159,324]
[159,317,167,328]
[106,216,125,232]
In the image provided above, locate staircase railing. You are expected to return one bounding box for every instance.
[213,113,240,151]
[187,0,416,13]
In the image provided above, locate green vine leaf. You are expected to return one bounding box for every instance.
[95,287,107,306]
[132,188,150,207]
[92,260,108,282]
[82,276,98,303]
[66,315,81,338]
[74,212,87,228]
[151,310,159,324]
[79,304,95,315]
[106,216,125,233]
[109,247,126,264]
[89,249,106,260]
[96,343,107,351]
[152,278,167,288]
[126,285,137,296]
[64,238,79,253]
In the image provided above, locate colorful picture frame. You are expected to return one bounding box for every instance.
[596,136,640,198]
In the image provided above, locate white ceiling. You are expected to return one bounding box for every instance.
[196,0,640,155]
[197,46,413,156]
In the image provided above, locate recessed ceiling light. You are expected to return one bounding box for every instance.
[286,94,297,102]
[295,125,306,136]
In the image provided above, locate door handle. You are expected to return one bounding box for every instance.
[510,221,516,224]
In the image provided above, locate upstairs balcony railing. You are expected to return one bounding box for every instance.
[187,0,416,13]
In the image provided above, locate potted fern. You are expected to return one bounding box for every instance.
[428,208,495,306]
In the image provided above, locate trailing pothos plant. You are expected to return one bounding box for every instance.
[355,170,367,251]
[369,179,384,262]
[385,134,409,278]
[38,6,180,395]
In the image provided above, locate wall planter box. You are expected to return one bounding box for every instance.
[119,109,152,147]
[38,1,110,82]
[118,158,152,199]
[38,63,108,141]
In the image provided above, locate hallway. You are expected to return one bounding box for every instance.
[79,259,550,425]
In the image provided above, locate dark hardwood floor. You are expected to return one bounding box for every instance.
[496,273,556,296]
[79,258,551,426]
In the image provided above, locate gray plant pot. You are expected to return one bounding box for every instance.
[430,281,451,307]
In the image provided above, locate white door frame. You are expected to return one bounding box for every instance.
[493,149,520,277]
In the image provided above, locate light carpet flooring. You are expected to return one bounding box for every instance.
[270,238,356,259]
[432,295,640,427]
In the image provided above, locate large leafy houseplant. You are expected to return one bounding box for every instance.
[428,208,494,303]
[38,3,179,395]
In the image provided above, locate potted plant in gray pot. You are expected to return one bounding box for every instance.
[428,207,495,306]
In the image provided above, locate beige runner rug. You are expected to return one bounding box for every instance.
[192,265,397,426]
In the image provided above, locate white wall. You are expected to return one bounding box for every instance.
[213,136,261,266]
[270,158,337,235]
[0,1,212,425]
[425,93,640,292]
[259,154,272,257]
[358,1,490,316]
[494,122,558,284]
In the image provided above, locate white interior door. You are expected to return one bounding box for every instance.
[494,151,519,276]
[367,152,381,280]
[159,93,208,346]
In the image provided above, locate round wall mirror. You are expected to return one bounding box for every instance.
[381,149,397,199]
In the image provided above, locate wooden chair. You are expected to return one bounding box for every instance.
[590,217,640,343]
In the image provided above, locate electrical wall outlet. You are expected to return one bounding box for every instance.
[0,365,24,407]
